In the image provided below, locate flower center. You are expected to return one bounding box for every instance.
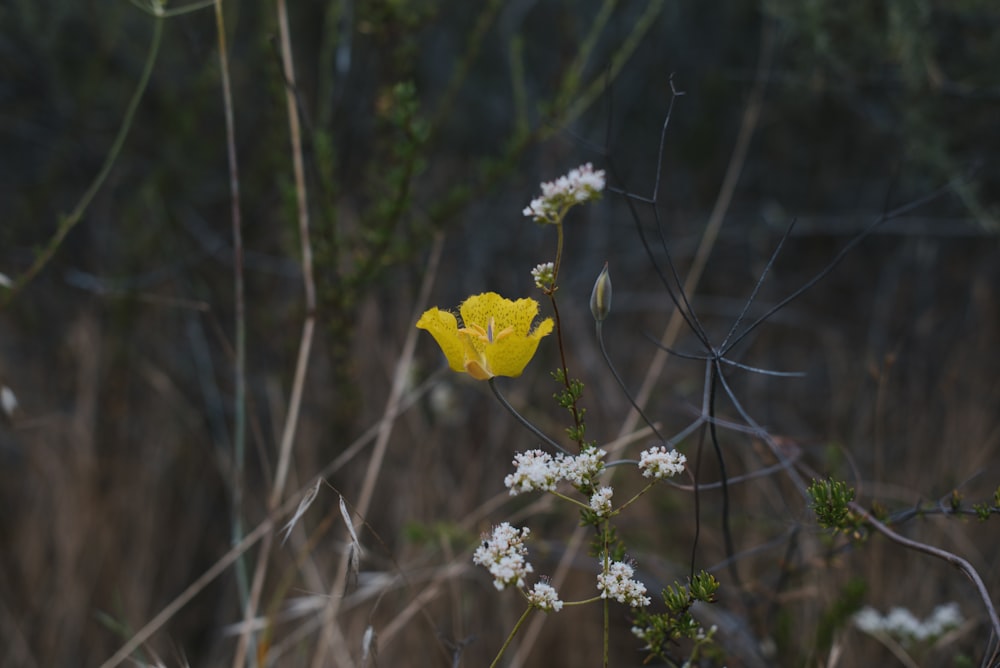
[460,316,514,345]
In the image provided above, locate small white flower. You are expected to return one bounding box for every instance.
[1,386,18,419]
[527,580,563,612]
[853,603,963,643]
[504,449,560,495]
[522,197,550,222]
[523,163,606,224]
[473,523,534,590]
[638,446,686,479]
[926,602,963,635]
[589,486,614,517]
[531,262,555,290]
[885,607,923,638]
[556,446,606,487]
[853,606,883,633]
[596,559,650,608]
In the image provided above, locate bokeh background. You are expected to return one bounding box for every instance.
[2,1,999,666]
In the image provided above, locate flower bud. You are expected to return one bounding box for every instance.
[589,262,612,322]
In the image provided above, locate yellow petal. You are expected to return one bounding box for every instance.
[458,292,501,331]
[416,308,466,373]
[421,293,552,380]
[464,357,494,380]
[460,292,542,336]
[485,317,553,377]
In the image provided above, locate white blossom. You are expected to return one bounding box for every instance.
[853,603,964,643]
[527,580,563,612]
[638,446,686,479]
[597,559,650,608]
[473,523,534,591]
[523,163,606,224]
[556,446,606,487]
[531,262,555,290]
[589,486,614,517]
[504,449,560,495]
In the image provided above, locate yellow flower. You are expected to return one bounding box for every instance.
[416,292,554,380]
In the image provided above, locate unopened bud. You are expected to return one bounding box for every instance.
[590,262,612,322]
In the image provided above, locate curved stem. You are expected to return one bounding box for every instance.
[490,605,534,668]
[596,320,663,442]
[852,503,1000,654]
[2,12,163,308]
[213,0,250,620]
[488,378,570,455]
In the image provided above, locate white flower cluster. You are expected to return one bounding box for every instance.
[504,450,560,494]
[638,445,687,479]
[589,486,614,517]
[531,262,555,290]
[472,523,534,591]
[527,580,563,612]
[597,560,650,608]
[853,603,963,643]
[504,446,608,496]
[523,163,606,224]
[559,446,607,487]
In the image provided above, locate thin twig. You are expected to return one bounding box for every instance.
[1,11,163,308]
[232,0,316,663]
[488,378,571,456]
[850,503,1000,663]
[270,0,317,513]
[212,0,250,616]
[98,486,316,668]
[310,235,445,668]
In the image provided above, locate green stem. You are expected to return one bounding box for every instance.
[489,379,570,456]
[490,605,534,668]
[214,0,249,612]
[1,11,163,308]
[602,535,610,668]
[547,220,585,447]
[551,219,565,284]
[615,482,656,514]
[596,320,663,441]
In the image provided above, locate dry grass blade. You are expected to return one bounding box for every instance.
[340,494,365,583]
[360,625,377,667]
[281,478,322,545]
[310,234,445,667]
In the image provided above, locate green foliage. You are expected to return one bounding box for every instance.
[586,524,626,563]
[950,489,963,512]
[551,368,593,447]
[631,571,722,664]
[808,478,858,532]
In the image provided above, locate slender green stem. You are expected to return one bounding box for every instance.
[490,605,534,668]
[213,0,249,612]
[1,12,163,308]
[488,378,570,456]
[547,220,585,446]
[615,482,656,514]
[602,532,611,668]
[596,320,663,442]
[547,295,584,441]
[551,219,565,284]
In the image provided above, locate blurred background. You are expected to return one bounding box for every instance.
[1,1,998,666]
